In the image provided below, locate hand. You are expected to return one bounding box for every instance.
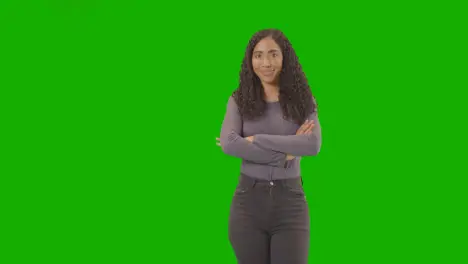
[296,119,314,135]
[286,120,314,160]
[245,136,254,143]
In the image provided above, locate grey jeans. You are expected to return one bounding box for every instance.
[228,174,310,264]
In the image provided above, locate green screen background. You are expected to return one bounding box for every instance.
[1,1,466,264]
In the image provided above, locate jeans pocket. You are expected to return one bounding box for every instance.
[286,185,307,202]
[285,179,304,194]
[234,184,250,196]
[287,186,305,195]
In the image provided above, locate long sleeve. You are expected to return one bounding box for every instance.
[220,96,287,165]
[253,111,322,156]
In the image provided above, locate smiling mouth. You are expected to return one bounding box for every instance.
[262,70,275,76]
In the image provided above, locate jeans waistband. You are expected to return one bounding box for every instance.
[240,160,302,180]
[239,173,303,189]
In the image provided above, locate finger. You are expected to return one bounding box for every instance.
[297,127,306,135]
[305,124,315,134]
[216,143,221,146]
[301,119,311,129]
[216,137,220,140]
[298,122,307,131]
[297,119,313,135]
[304,122,313,132]
[297,127,305,134]
[302,121,312,132]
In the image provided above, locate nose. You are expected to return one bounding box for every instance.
[262,57,272,67]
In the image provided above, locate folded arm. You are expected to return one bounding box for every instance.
[253,111,322,156]
[220,96,287,165]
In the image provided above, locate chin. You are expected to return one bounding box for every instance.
[262,77,278,84]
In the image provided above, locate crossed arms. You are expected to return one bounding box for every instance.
[217,97,321,165]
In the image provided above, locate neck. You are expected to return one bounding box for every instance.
[262,82,279,102]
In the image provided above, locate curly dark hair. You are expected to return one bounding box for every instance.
[233,28,317,125]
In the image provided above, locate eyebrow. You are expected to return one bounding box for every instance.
[253,49,280,54]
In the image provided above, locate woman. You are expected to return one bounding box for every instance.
[216,28,321,264]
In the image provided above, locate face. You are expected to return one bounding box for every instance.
[252,37,283,85]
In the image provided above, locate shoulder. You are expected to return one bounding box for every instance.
[226,93,241,106]
[225,95,241,114]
